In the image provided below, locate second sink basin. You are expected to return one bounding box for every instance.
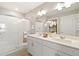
[53,37,72,44]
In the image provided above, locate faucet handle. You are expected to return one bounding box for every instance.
[60,35,65,39]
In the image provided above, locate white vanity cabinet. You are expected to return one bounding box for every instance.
[42,40,69,56]
[60,45,79,56]
[27,35,79,56]
[43,45,69,56]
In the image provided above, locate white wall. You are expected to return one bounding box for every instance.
[16,19,31,47]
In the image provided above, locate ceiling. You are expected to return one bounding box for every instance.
[0,2,79,21]
[25,2,79,21]
[0,2,44,14]
[25,2,57,19]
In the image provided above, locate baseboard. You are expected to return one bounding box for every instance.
[1,43,28,56]
[5,46,27,56]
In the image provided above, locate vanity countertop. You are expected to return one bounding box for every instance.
[28,33,79,50]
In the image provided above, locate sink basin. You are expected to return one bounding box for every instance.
[53,37,72,44]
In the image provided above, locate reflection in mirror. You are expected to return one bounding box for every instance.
[49,19,57,33]
[45,19,57,33]
[44,13,79,37]
[0,23,6,32]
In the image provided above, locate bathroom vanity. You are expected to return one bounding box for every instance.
[27,34,79,56]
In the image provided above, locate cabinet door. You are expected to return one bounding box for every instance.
[27,38,34,55]
[43,46,57,56]
[27,37,43,56]
[55,51,69,56]
[33,41,43,56]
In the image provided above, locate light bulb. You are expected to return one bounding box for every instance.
[37,11,42,16]
[64,2,71,8]
[1,24,5,28]
[50,23,53,27]
[55,2,75,11]
[55,3,63,10]
[41,10,47,15]
[64,2,75,8]
[37,10,47,16]
[53,21,56,25]
[58,7,62,10]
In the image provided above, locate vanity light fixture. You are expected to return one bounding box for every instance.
[64,2,75,8]
[41,10,47,15]
[55,2,75,11]
[55,3,64,10]
[37,11,43,16]
[49,21,54,27]
[53,21,56,25]
[37,10,47,16]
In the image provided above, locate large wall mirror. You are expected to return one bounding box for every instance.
[44,18,57,33]
[49,19,57,33]
[44,13,79,37]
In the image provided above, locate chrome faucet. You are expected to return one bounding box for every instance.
[60,32,65,39]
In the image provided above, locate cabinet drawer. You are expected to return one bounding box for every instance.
[42,39,62,51]
[60,45,79,56]
[55,51,69,56]
[28,36,43,44]
[42,39,79,56]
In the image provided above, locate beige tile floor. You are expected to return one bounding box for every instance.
[7,48,32,56]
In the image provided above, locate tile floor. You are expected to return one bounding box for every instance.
[7,48,32,56]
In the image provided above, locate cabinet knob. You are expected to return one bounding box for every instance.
[32,42,34,46]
